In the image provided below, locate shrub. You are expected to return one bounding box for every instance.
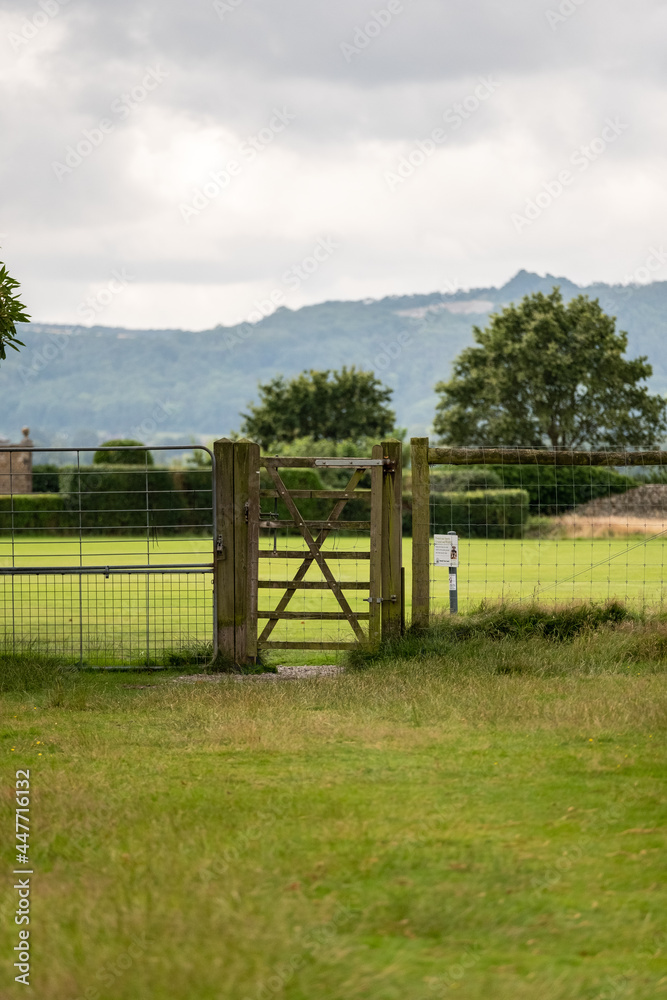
[93,440,154,466]
[0,493,67,533]
[403,488,529,538]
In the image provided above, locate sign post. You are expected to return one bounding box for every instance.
[434,531,459,614]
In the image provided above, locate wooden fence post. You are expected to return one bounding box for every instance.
[233,439,260,665]
[410,437,430,629]
[214,439,235,662]
[381,439,403,640]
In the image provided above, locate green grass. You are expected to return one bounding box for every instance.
[2,534,667,665]
[1,643,666,998]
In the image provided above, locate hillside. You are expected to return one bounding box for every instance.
[2,270,667,446]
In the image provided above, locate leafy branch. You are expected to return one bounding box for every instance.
[0,255,30,362]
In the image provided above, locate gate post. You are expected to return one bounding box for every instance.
[214,439,235,662]
[233,439,260,664]
[213,438,259,666]
[410,437,430,629]
[381,439,403,640]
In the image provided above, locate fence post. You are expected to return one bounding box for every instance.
[381,439,403,640]
[410,436,430,629]
[214,438,235,662]
[233,439,260,665]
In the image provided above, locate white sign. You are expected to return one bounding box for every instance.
[449,572,457,591]
[434,533,459,568]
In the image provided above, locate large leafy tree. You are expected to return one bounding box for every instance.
[240,367,396,449]
[0,255,30,361]
[434,288,667,449]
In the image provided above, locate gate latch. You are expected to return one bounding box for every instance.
[363,595,397,604]
[216,535,224,554]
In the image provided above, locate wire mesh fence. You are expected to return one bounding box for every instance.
[426,447,667,614]
[0,446,214,666]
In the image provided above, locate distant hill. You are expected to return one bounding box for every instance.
[2,270,666,447]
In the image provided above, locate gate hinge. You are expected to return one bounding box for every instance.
[244,500,249,522]
[216,535,224,554]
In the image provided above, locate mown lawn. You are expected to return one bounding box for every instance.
[2,535,667,665]
[1,640,666,998]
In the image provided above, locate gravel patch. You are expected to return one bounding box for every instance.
[173,665,344,684]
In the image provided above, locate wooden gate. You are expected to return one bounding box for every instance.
[214,439,402,665]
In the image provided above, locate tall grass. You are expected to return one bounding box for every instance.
[0,652,76,693]
[349,601,667,674]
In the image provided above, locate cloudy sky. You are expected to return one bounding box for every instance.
[2,0,666,330]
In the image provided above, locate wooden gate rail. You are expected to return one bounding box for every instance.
[259,550,370,560]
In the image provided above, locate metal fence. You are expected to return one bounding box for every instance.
[0,446,214,667]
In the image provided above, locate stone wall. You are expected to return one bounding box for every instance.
[0,428,33,494]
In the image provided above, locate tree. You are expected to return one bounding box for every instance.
[240,367,396,449]
[0,254,30,361]
[433,288,667,449]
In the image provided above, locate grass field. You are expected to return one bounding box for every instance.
[2,534,667,665]
[1,636,666,998]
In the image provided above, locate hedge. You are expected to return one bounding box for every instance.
[0,481,529,539]
[484,465,636,516]
[0,494,66,533]
[32,464,61,494]
[403,488,530,539]
[58,465,185,534]
[170,467,214,530]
